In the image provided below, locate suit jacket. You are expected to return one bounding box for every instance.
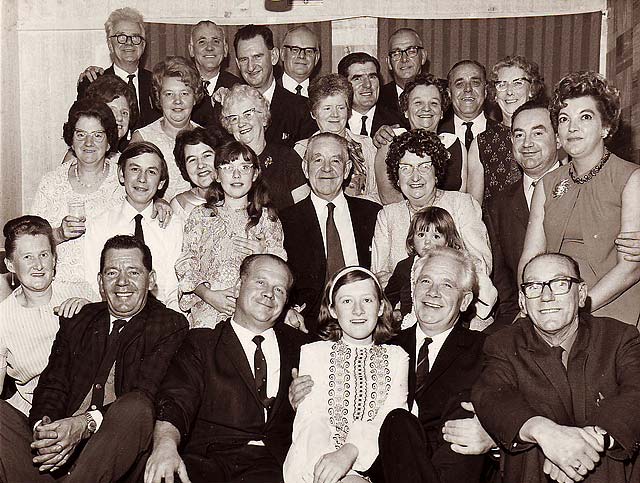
[266,84,317,148]
[347,103,408,138]
[156,321,309,464]
[77,65,161,129]
[191,70,242,130]
[280,194,381,334]
[486,179,528,330]
[389,323,487,482]
[29,297,188,427]
[472,314,640,483]
[378,81,401,117]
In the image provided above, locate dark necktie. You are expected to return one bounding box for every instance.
[134,214,145,245]
[360,115,369,136]
[203,79,211,96]
[90,318,127,409]
[325,202,346,279]
[295,85,303,96]
[127,74,138,109]
[253,335,273,409]
[415,337,433,396]
[552,345,567,371]
[463,121,474,151]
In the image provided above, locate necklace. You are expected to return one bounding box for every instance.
[74,161,107,188]
[568,149,610,184]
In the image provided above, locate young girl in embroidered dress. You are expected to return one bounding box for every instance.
[283,267,408,483]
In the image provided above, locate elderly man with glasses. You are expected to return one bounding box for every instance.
[472,252,640,483]
[278,25,320,98]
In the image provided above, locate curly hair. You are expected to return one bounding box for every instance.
[308,73,354,118]
[84,74,139,136]
[487,55,545,103]
[399,73,451,115]
[4,215,56,261]
[104,7,145,39]
[62,99,119,156]
[549,71,620,140]
[220,84,272,133]
[151,56,204,109]
[205,140,276,233]
[317,267,397,343]
[386,129,450,191]
[174,127,225,185]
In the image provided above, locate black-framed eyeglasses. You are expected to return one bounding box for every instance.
[110,34,145,45]
[520,276,582,299]
[283,45,319,57]
[494,78,531,92]
[388,46,423,61]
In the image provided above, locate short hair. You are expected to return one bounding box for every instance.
[510,99,552,134]
[447,59,487,84]
[151,56,204,109]
[190,20,226,45]
[304,132,350,163]
[318,267,396,343]
[337,52,381,80]
[233,24,275,53]
[174,127,224,185]
[3,215,56,261]
[62,99,119,155]
[100,235,152,274]
[399,73,451,115]
[104,7,145,39]
[84,74,139,135]
[389,28,423,48]
[488,55,545,103]
[282,25,319,47]
[239,254,293,291]
[385,129,450,190]
[522,252,582,282]
[405,206,463,256]
[118,141,169,199]
[308,73,354,117]
[413,246,479,298]
[549,71,620,140]
[220,84,272,132]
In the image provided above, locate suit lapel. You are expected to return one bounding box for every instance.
[301,196,327,269]
[423,323,467,390]
[567,322,590,424]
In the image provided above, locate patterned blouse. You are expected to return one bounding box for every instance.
[175,203,287,328]
[284,340,408,482]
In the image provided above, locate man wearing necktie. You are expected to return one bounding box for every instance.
[278,25,320,98]
[0,235,188,482]
[145,254,310,483]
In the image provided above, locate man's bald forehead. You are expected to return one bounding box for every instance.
[389,28,423,47]
[283,25,319,47]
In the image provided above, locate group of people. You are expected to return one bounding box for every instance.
[1,6,640,483]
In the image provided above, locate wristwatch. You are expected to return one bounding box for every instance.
[84,412,97,435]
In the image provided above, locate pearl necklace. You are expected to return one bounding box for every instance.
[568,149,610,184]
[74,161,107,188]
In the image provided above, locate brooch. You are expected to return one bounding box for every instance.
[552,178,571,199]
[264,156,273,168]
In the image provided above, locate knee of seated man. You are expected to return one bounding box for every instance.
[380,408,416,435]
[106,391,154,423]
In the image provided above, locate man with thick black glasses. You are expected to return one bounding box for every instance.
[472,252,640,483]
[279,26,320,98]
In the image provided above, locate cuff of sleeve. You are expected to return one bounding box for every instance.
[89,410,104,432]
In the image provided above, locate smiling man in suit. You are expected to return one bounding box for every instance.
[144,254,309,483]
[279,132,381,335]
[0,235,188,482]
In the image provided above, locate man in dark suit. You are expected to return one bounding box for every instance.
[278,25,320,98]
[189,20,242,130]
[486,101,561,330]
[0,235,188,482]
[144,254,309,483]
[472,253,640,483]
[338,52,407,139]
[378,28,428,118]
[279,132,381,335]
[76,7,160,129]
[233,25,316,148]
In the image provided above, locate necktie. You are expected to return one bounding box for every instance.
[90,318,127,409]
[295,85,303,96]
[127,74,138,109]
[134,214,145,245]
[325,202,346,279]
[463,121,474,151]
[202,79,211,96]
[253,335,273,409]
[552,345,567,370]
[415,337,433,395]
[360,115,369,136]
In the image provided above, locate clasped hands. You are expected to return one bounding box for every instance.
[31,414,90,472]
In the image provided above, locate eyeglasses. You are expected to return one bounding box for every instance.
[388,46,423,62]
[110,34,145,45]
[224,108,262,126]
[494,78,531,92]
[74,129,107,143]
[283,45,319,57]
[398,161,433,176]
[520,276,582,299]
[217,163,254,174]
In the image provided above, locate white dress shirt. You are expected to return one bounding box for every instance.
[523,161,561,209]
[263,79,277,105]
[202,72,220,96]
[113,64,140,106]
[453,113,487,148]
[309,191,359,266]
[349,106,376,137]
[282,72,310,97]
[84,200,183,311]
[395,83,404,101]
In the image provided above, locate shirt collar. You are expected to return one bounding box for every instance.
[395,83,404,99]
[112,63,139,81]
[282,72,309,91]
[262,79,277,104]
[454,112,486,131]
[201,72,220,96]
[231,318,276,342]
[309,189,348,213]
[416,322,454,346]
[351,104,376,120]
[121,199,154,222]
[523,160,561,188]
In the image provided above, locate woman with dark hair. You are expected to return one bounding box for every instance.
[371,129,494,324]
[175,140,287,328]
[284,266,408,483]
[520,71,640,326]
[132,56,204,201]
[0,216,95,417]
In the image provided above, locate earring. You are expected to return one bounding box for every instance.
[10,272,15,287]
